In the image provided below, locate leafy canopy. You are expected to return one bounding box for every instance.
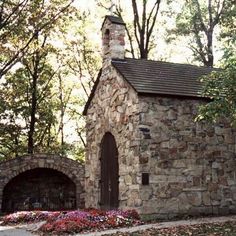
[196,58,236,126]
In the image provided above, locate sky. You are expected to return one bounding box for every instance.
[72,0,223,66]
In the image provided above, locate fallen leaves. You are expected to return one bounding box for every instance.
[106,221,236,236]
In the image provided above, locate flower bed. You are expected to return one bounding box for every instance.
[40,209,142,234]
[1,209,142,235]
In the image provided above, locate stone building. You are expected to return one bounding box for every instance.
[83,15,236,219]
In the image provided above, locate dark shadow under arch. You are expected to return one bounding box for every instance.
[2,168,76,213]
[100,132,119,210]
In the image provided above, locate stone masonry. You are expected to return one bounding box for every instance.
[85,16,141,209]
[0,154,85,212]
[85,65,141,209]
[84,15,236,219]
[86,83,236,219]
[138,96,236,218]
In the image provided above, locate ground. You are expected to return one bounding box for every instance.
[1,215,236,235]
[0,221,44,236]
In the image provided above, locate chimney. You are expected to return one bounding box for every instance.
[101,15,126,66]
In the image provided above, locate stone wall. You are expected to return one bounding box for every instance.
[138,96,236,219]
[85,66,141,209]
[0,154,85,212]
[86,75,236,218]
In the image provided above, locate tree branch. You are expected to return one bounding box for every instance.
[146,0,161,51]
[0,0,74,78]
[194,0,208,34]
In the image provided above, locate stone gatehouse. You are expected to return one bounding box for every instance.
[83,15,236,219]
[0,154,84,213]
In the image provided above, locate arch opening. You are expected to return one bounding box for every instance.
[103,29,110,47]
[2,168,77,213]
[100,132,119,210]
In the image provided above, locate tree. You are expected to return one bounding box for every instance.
[0,39,59,157]
[61,11,101,97]
[172,0,229,67]
[220,1,236,55]
[197,1,236,123]
[196,58,236,126]
[0,0,74,157]
[98,0,162,59]
[4,0,73,154]
[196,6,236,125]
[0,0,73,77]
[24,36,58,154]
[55,10,101,153]
[0,5,101,160]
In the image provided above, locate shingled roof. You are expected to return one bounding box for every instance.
[83,58,215,115]
[112,58,214,97]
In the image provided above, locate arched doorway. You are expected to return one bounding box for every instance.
[2,168,76,213]
[100,132,119,209]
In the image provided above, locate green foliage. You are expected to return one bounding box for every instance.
[219,3,236,59]
[196,57,236,126]
[196,1,236,125]
[58,10,101,95]
[0,52,58,158]
[0,0,73,76]
[170,0,233,67]
[0,1,101,160]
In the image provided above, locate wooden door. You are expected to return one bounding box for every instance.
[100,132,119,209]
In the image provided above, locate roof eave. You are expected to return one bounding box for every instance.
[138,92,212,101]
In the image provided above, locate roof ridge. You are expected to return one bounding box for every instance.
[119,57,218,70]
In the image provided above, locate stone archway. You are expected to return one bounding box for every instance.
[0,154,84,213]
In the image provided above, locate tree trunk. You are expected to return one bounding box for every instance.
[206,28,214,67]
[27,52,39,154]
[58,74,64,146]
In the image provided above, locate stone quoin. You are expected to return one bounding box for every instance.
[83,15,236,219]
